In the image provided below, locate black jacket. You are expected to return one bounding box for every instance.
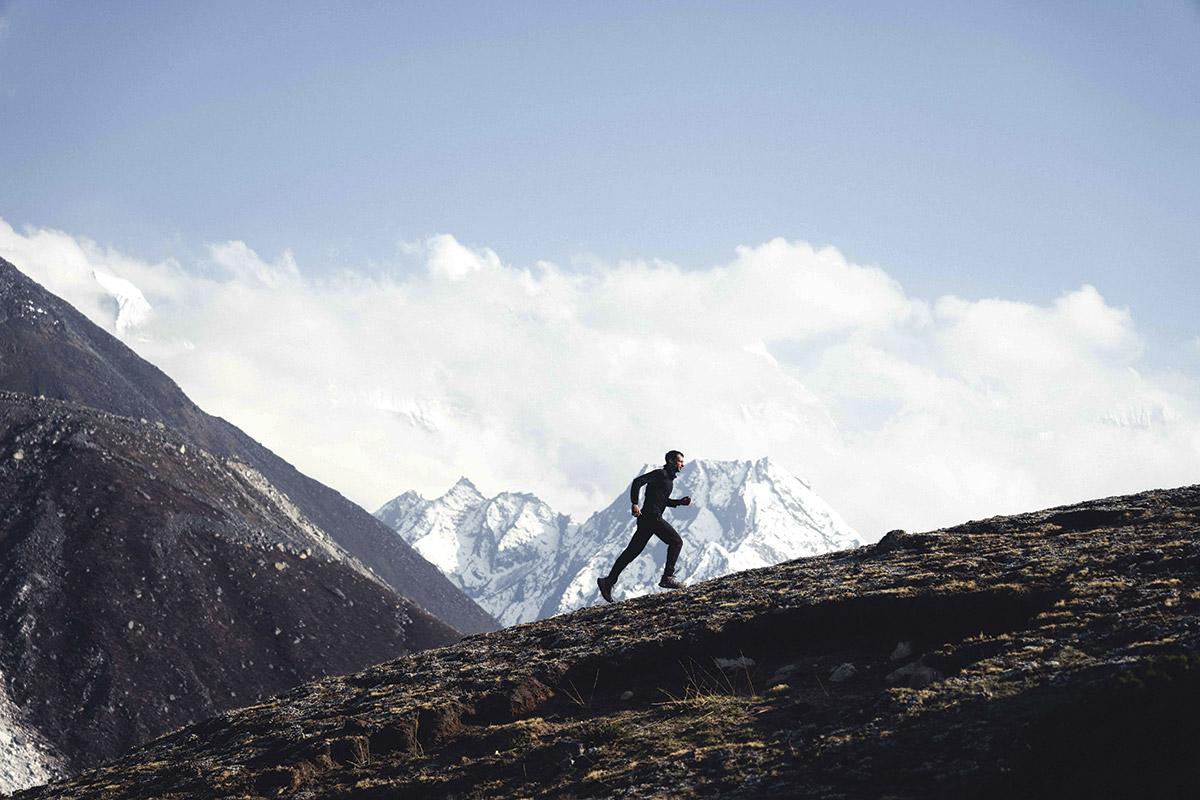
[630,467,685,519]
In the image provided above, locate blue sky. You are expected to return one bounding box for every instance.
[2,2,1199,535]
[4,2,1198,319]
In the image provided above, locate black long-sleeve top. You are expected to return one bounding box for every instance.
[630,467,684,519]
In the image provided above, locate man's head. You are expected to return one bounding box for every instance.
[664,450,685,475]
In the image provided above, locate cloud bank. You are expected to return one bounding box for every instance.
[3,218,1197,538]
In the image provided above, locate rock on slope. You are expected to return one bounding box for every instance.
[19,483,1200,799]
[0,392,460,783]
[377,458,861,626]
[0,256,496,636]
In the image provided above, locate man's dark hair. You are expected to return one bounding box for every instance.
[665,450,684,464]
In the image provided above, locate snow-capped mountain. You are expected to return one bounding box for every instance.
[376,458,862,626]
[92,269,153,332]
[377,479,576,627]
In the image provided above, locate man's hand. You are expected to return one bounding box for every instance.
[680,496,693,506]
[631,503,641,517]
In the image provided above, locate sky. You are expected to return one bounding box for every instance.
[1,1,1199,539]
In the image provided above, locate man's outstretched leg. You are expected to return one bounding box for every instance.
[598,524,653,603]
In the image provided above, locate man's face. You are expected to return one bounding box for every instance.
[670,453,685,473]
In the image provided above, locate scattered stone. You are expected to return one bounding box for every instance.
[829,663,858,683]
[620,690,634,701]
[714,656,756,671]
[890,641,914,661]
[886,661,944,688]
[769,663,801,687]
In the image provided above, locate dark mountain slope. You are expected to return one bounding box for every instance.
[0,391,460,776]
[20,484,1200,799]
[0,257,496,635]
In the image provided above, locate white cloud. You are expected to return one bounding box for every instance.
[2,218,1198,540]
[423,234,502,281]
[207,241,300,289]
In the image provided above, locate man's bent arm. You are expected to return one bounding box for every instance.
[630,471,654,505]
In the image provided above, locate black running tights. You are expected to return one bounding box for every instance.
[608,516,682,581]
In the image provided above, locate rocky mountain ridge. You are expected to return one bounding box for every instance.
[0,256,496,635]
[376,458,862,626]
[0,391,461,785]
[17,482,1199,799]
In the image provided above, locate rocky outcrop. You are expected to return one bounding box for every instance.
[0,257,497,635]
[20,483,1200,799]
[0,392,460,778]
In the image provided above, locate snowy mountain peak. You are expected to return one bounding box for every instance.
[373,490,426,530]
[92,270,152,332]
[376,458,861,627]
[446,476,484,500]
[375,481,571,626]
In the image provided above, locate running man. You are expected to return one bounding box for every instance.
[597,450,693,602]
